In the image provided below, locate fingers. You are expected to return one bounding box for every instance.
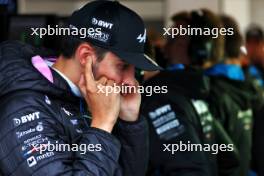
[84,57,97,92]
[106,79,115,86]
[96,77,107,94]
[78,74,87,97]
[106,80,120,95]
[85,57,95,80]
[97,76,107,85]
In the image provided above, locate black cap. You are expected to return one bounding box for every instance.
[68,0,162,71]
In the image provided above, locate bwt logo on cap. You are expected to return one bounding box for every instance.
[68,0,162,71]
[92,17,114,30]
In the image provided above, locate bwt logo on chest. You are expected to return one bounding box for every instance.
[13,112,40,126]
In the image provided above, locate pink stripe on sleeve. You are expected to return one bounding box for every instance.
[31,55,54,83]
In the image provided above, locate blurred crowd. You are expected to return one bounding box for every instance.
[141,9,264,176]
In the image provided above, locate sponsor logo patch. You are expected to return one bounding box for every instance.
[148,104,185,140]
[27,156,37,167]
[22,135,49,152]
[26,152,54,168]
[13,112,40,126]
[92,17,113,29]
[16,122,44,139]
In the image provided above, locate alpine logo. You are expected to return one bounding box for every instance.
[137,29,146,43]
[13,112,40,126]
[92,17,113,29]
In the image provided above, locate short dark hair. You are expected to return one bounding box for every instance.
[246,25,264,43]
[168,11,191,43]
[189,9,224,66]
[171,11,191,24]
[220,15,243,58]
[59,35,108,61]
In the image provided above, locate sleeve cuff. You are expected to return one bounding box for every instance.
[115,115,148,147]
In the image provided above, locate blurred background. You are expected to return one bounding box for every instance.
[0,0,264,48]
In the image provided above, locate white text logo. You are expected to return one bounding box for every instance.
[92,18,113,29]
[13,112,40,126]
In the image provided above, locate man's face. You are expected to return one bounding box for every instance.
[246,40,264,64]
[93,52,136,86]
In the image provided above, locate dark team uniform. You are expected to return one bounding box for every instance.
[251,106,264,176]
[141,66,238,176]
[244,65,264,88]
[0,41,148,176]
[206,64,256,176]
[243,64,264,176]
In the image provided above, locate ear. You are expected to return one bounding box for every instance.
[75,42,96,66]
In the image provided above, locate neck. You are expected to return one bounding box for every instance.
[52,56,81,85]
[225,57,242,66]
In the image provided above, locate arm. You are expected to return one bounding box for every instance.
[214,119,240,176]
[114,116,148,176]
[0,94,121,176]
[77,56,148,175]
[141,95,211,176]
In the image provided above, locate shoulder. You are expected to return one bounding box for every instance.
[142,87,190,114]
[1,91,54,112]
[0,91,61,127]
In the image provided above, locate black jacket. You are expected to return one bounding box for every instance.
[207,75,255,176]
[252,105,264,176]
[141,68,236,176]
[0,41,148,176]
[243,65,264,176]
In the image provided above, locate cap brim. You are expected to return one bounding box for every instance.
[111,49,163,71]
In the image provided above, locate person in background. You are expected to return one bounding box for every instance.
[245,25,264,176]
[187,10,240,176]
[243,26,264,89]
[142,10,238,176]
[142,10,213,176]
[147,28,167,68]
[143,38,160,81]
[200,14,255,176]
[163,11,191,66]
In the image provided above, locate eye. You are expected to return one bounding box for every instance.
[117,63,130,71]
